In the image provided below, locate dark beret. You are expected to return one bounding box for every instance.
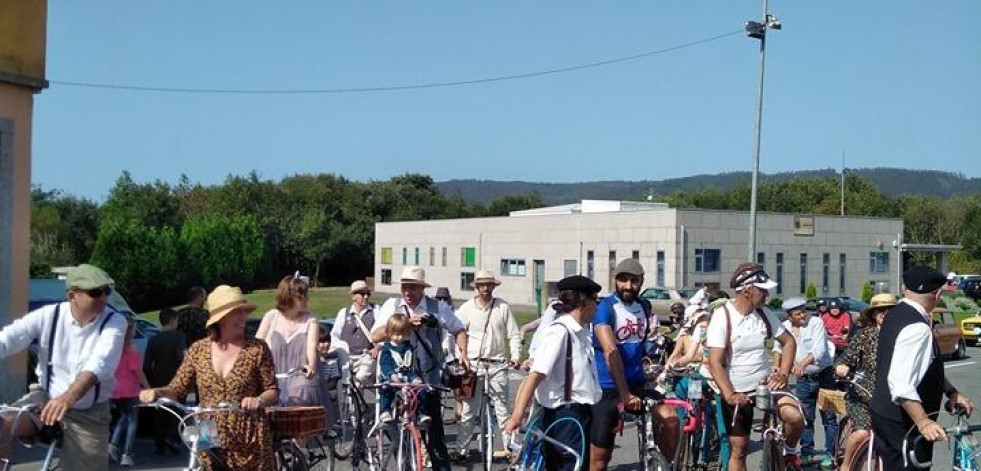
[557,275,602,294]
[903,266,947,294]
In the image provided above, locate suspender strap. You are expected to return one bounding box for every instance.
[564,327,573,403]
[45,304,62,397]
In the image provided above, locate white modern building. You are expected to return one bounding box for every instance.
[374,200,905,309]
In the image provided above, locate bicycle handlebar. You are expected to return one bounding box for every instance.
[366,382,452,393]
[906,423,981,468]
[274,366,309,380]
[518,427,583,471]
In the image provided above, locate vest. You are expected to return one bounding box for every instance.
[407,297,444,386]
[340,306,375,354]
[870,302,945,423]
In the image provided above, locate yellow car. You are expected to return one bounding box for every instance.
[960,314,981,346]
[932,308,968,359]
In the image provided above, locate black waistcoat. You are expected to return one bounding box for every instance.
[870,302,945,423]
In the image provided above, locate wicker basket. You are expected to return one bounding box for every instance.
[817,389,847,415]
[266,406,326,439]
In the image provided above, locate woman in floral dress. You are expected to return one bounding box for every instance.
[833,293,897,470]
[140,285,278,470]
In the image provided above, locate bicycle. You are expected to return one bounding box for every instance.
[0,403,61,471]
[332,364,378,470]
[505,424,584,471]
[139,397,241,471]
[905,406,981,470]
[367,382,450,471]
[620,389,694,471]
[832,372,881,471]
[670,368,728,471]
[270,367,334,471]
[751,387,806,471]
[458,357,518,470]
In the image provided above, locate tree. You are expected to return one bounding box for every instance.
[89,220,182,311]
[861,281,875,303]
[179,214,267,289]
[484,192,544,216]
[805,283,818,300]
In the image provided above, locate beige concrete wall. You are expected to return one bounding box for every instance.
[0,82,35,401]
[374,208,903,306]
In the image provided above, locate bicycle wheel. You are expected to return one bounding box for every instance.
[483,401,495,471]
[676,431,694,471]
[637,415,671,471]
[758,436,783,471]
[397,426,424,471]
[275,440,310,471]
[848,437,882,471]
[333,386,356,459]
[835,417,853,468]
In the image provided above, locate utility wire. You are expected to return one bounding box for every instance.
[49,29,743,95]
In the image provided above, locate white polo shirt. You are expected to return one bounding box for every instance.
[530,314,602,408]
[705,300,785,393]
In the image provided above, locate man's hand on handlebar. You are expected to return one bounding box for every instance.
[39,394,74,426]
[727,392,750,407]
[949,392,975,417]
[621,393,642,412]
[768,372,789,390]
[917,419,948,442]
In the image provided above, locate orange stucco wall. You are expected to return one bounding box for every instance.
[0,0,47,81]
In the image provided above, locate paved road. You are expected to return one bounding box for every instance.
[11,352,981,470]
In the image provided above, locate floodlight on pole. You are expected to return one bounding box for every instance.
[746,0,781,262]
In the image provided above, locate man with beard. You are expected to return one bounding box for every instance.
[590,259,679,470]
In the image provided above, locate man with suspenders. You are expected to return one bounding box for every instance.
[371,266,469,471]
[330,280,379,387]
[0,264,127,471]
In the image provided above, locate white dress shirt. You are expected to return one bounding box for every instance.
[774,316,832,375]
[887,298,935,404]
[527,301,560,358]
[0,302,126,409]
[705,300,786,393]
[530,314,602,408]
[371,297,465,338]
[456,297,522,363]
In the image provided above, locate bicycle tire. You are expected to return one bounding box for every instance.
[275,440,310,471]
[835,417,853,468]
[333,386,356,459]
[397,426,424,471]
[676,432,694,471]
[759,436,783,471]
[483,401,495,471]
[848,437,882,471]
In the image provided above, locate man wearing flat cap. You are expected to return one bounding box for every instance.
[871,266,975,469]
[0,264,127,471]
[371,266,468,471]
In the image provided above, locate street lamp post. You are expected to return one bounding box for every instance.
[746,0,781,261]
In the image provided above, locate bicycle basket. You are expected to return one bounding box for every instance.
[266,406,327,440]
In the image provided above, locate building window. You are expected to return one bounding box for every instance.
[757,252,765,266]
[564,260,578,277]
[800,253,808,295]
[501,258,527,276]
[839,254,846,294]
[608,251,617,290]
[402,247,408,265]
[461,247,476,267]
[822,253,830,294]
[442,247,447,266]
[587,250,595,280]
[429,247,435,266]
[632,250,640,260]
[414,247,420,265]
[656,251,665,287]
[694,249,721,273]
[460,272,475,291]
[869,251,890,274]
[381,269,392,286]
[776,253,784,295]
[381,247,393,265]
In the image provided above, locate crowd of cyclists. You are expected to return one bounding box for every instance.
[0,260,977,470]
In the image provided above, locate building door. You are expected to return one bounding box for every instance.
[533,260,545,314]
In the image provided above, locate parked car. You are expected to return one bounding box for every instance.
[959,313,981,346]
[932,308,968,360]
[639,287,697,324]
[960,278,981,302]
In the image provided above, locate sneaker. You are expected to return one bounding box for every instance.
[418,415,432,426]
[450,450,469,463]
[108,444,120,462]
[120,454,135,467]
[492,448,511,460]
[379,411,394,423]
[819,456,835,469]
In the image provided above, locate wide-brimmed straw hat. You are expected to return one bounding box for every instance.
[398,266,431,288]
[206,285,257,328]
[471,270,502,287]
[859,293,898,326]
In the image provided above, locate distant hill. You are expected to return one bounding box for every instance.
[436,168,981,205]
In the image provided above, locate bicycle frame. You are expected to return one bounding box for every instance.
[337,376,378,470]
[0,404,59,471]
[140,397,240,471]
[905,414,981,470]
[368,382,448,471]
[463,358,514,469]
[754,390,805,470]
[507,425,583,471]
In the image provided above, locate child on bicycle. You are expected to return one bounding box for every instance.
[378,314,430,425]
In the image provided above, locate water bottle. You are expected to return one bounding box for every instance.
[755,380,771,411]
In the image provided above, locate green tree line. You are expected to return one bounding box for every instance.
[29,171,544,311]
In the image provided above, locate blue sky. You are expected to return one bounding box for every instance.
[33,0,981,201]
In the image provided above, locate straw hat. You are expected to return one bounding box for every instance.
[206,285,257,328]
[349,280,371,294]
[398,266,431,288]
[471,270,502,287]
[859,293,898,326]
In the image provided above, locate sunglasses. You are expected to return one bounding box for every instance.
[80,287,112,298]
